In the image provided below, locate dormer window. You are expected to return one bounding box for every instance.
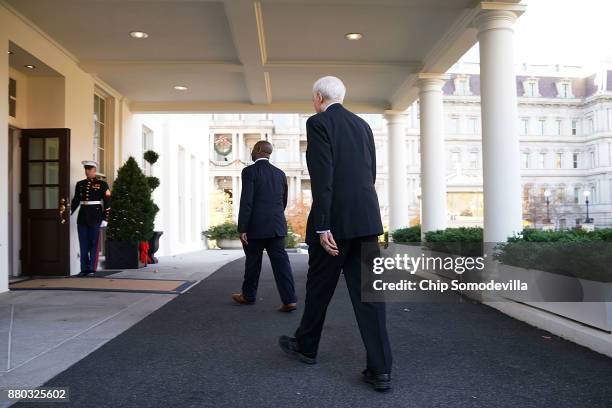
[453,75,471,96]
[523,78,540,97]
[556,79,573,98]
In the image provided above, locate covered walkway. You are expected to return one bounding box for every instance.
[17,254,612,408]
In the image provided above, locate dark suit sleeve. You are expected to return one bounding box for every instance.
[283,175,288,209]
[237,167,255,233]
[70,182,80,215]
[306,116,333,232]
[367,124,377,183]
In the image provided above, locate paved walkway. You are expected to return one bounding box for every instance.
[13,254,612,408]
[0,250,243,407]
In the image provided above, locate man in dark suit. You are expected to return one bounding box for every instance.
[279,76,392,391]
[233,141,297,312]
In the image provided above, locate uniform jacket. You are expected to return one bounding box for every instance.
[71,177,111,227]
[237,159,289,239]
[305,103,383,244]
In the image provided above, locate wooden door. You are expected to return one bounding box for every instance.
[21,129,70,276]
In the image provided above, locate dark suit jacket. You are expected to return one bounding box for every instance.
[237,159,289,239]
[305,103,383,244]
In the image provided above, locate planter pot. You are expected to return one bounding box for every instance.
[497,263,612,331]
[217,239,243,249]
[105,240,144,269]
[148,231,164,264]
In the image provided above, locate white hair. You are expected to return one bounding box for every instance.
[312,76,346,103]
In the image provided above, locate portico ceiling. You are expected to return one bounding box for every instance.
[4,0,524,113]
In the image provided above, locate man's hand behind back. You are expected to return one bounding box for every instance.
[319,231,339,256]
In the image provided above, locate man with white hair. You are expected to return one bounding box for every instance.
[279,76,392,391]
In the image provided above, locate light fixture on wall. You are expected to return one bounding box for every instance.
[24,64,35,69]
[174,85,188,91]
[129,31,149,39]
[7,51,13,55]
[344,33,363,41]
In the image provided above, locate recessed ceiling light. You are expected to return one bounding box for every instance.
[7,51,13,55]
[174,85,188,91]
[24,64,35,69]
[345,33,363,41]
[129,31,149,39]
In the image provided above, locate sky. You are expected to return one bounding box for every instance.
[461,0,612,70]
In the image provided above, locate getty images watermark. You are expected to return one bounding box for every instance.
[356,241,612,303]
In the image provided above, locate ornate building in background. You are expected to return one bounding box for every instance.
[209,61,612,230]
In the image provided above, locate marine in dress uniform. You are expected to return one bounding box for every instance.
[70,161,111,277]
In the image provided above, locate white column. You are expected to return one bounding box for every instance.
[475,9,523,242]
[209,133,215,160]
[232,176,239,222]
[418,73,448,233]
[288,176,295,202]
[385,111,409,231]
[0,39,9,292]
[295,176,302,202]
[231,133,238,162]
[237,133,244,162]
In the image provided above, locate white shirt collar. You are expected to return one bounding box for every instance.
[323,101,340,111]
[254,157,269,163]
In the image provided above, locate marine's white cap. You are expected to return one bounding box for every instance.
[81,160,98,168]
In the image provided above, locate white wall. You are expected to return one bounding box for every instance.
[132,114,210,256]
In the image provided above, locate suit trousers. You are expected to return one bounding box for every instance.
[294,236,392,374]
[242,236,297,305]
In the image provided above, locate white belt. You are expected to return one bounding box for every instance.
[81,201,102,205]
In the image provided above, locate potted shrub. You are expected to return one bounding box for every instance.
[203,222,242,249]
[391,225,421,245]
[106,157,159,269]
[143,150,163,263]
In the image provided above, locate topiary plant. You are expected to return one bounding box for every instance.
[147,176,160,191]
[143,150,159,165]
[107,157,159,244]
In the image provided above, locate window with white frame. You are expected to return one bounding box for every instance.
[573,186,580,203]
[523,78,540,97]
[590,151,596,168]
[571,119,578,135]
[448,116,459,134]
[522,152,530,169]
[469,151,478,168]
[467,117,477,134]
[451,151,460,166]
[520,118,529,135]
[555,119,562,135]
[555,152,563,169]
[572,152,579,169]
[587,116,594,134]
[556,80,573,98]
[93,93,106,175]
[538,119,546,136]
[453,76,470,96]
[538,152,546,168]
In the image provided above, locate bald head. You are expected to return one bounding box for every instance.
[251,140,273,161]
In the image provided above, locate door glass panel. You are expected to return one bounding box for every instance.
[45,162,59,184]
[29,139,43,160]
[29,163,44,184]
[45,138,59,160]
[45,187,59,209]
[29,187,43,209]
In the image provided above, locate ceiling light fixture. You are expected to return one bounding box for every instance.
[7,51,13,55]
[24,64,35,69]
[174,85,188,91]
[129,31,149,39]
[345,33,363,41]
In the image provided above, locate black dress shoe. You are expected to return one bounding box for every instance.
[362,369,391,392]
[77,271,89,277]
[278,336,317,365]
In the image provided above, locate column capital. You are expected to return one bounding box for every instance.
[473,3,526,35]
[417,73,449,93]
[383,110,408,124]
